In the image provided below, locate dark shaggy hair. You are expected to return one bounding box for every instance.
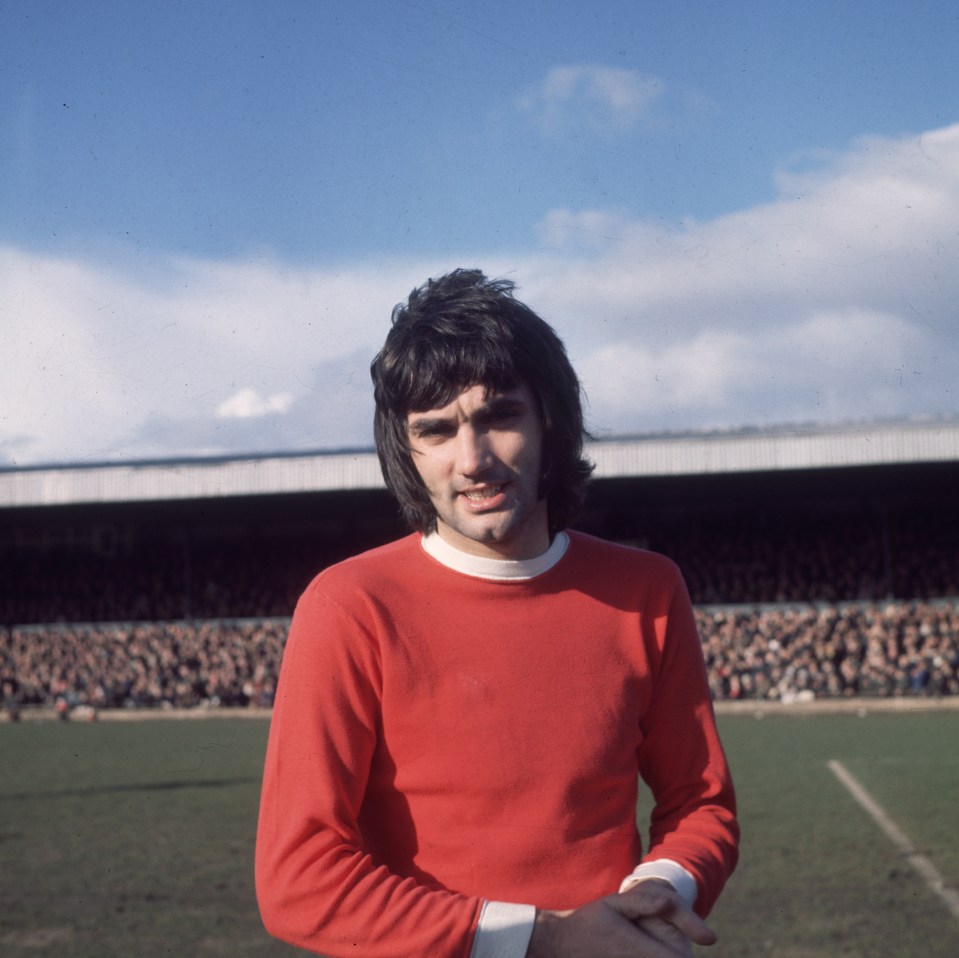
[370,268,593,535]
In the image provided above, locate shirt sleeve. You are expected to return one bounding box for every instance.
[469,901,537,958]
[634,567,740,917]
[618,859,698,907]
[255,578,483,958]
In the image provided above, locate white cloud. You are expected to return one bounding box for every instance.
[0,250,448,464]
[580,329,753,417]
[578,305,932,435]
[216,388,294,419]
[2,123,958,466]
[527,125,959,432]
[517,64,663,135]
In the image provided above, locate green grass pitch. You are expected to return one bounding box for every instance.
[1,709,957,957]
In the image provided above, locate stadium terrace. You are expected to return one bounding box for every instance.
[2,419,958,715]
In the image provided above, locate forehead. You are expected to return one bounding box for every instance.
[406,382,533,419]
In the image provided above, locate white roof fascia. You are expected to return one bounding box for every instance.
[2,420,957,509]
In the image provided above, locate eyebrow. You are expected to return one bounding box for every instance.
[406,394,529,437]
[480,395,528,418]
[406,414,450,437]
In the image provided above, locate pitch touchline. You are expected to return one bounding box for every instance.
[827,759,959,923]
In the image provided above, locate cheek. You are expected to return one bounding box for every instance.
[411,454,450,494]
[515,434,544,473]
[496,428,540,466]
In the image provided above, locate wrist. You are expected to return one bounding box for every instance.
[526,909,568,958]
[620,859,698,908]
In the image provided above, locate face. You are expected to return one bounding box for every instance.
[406,382,550,560]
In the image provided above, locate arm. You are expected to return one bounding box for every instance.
[523,565,736,958]
[254,579,482,958]
[634,570,739,917]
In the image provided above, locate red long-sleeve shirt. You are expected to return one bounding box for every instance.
[256,531,738,957]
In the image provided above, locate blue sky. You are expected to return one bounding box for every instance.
[2,0,959,466]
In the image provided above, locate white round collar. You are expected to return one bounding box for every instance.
[420,530,570,581]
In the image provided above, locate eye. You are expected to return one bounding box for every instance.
[483,403,524,427]
[410,420,456,443]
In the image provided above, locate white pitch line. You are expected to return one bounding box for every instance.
[828,759,959,923]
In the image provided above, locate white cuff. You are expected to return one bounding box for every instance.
[619,859,698,908]
[469,900,537,958]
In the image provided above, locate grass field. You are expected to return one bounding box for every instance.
[2,708,958,957]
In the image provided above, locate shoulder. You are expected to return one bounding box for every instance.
[309,533,424,594]
[565,530,682,581]
[288,534,428,636]
[563,532,697,637]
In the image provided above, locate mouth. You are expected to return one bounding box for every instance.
[458,483,511,512]
[462,483,506,502]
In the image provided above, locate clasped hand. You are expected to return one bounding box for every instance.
[527,880,716,958]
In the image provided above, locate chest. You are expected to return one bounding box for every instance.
[370,587,657,786]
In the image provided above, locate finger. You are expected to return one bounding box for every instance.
[660,905,716,947]
[628,919,696,958]
[601,912,694,958]
[636,917,695,957]
[609,884,717,947]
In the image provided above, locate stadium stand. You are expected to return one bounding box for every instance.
[2,420,958,712]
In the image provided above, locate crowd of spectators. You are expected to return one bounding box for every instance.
[701,600,959,701]
[0,540,323,625]
[3,509,957,627]
[1,504,957,712]
[640,511,959,604]
[1,619,284,713]
[2,599,957,713]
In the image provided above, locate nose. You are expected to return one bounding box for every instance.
[455,425,493,477]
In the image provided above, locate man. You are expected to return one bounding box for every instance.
[256,269,739,957]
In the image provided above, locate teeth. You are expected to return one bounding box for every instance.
[464,485,503,500]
